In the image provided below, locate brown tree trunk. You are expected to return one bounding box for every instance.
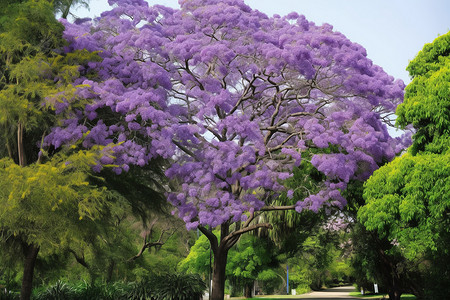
[244,282,253,298]
[106,260,115,283]
[211,246,229,300]
[198,215,273,300]
[388,290,402,300]
[20,243,39,300]
[17,122,26,167]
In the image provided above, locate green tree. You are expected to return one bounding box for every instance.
[0,1,112,298]
[358,32,450,300]
[179,232,280,298]
[0,2,174,299]
[53,0,90,19]
[227,235,280,297]
[0,149,115,300]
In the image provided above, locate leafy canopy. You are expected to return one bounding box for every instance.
[359,32,450,259]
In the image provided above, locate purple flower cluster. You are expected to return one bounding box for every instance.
[45,0,410,229]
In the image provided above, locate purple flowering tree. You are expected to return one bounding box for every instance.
[45,0,409,298]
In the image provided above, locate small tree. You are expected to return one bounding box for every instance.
[47,1,408,299]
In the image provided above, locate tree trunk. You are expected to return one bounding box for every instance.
[244,282,253,298]
[388,290,402,300]
[17,122,26,167]
[20,243,39,300]
[198,218,272,300]
[211,246,228,300]
[106,260,115,283]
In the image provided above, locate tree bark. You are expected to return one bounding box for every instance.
[198,218,274,300]
[244,282,253,298]
[106,260,115,283]
[17,122,26,167]
[211,245,229,300]
[388,290,402,300]
[20,243,39,300]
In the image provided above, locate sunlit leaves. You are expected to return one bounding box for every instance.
[0,149,113,252]
[360,151,450,259]
[360,31,450,261]
[397,32,450,155]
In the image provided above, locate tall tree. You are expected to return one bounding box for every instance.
[359,32,450,300]
[46,1,408,298]
[53,0,90,19]
[0,2,67,298]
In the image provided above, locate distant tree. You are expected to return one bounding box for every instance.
[48,1,408,299]
[53,0,90,19]
[359,32,450,300]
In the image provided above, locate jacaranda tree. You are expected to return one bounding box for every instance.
[45,0,409,298]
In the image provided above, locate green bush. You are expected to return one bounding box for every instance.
[125,281,154,300]
[0,290,19,300]
[31,272,205,300]
[151,273,206,300]
[33,280,75,300]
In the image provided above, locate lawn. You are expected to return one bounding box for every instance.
[349,292,417,299]
[230,292,417,300]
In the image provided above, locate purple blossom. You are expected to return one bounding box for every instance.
[45,0,408,230]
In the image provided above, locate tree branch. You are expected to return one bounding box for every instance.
[128,226,176,261]
[69,249,90,270]
[198,225,219,255]
[222,223,273,250]
[260,205,297,211]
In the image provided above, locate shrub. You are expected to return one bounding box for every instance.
[33,280,75,300]
[151,273,206,300]
[0,290,19,300]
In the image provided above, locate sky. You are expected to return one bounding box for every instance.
[73,0,450,85]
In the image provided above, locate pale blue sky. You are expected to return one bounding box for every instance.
[73,0,449,84]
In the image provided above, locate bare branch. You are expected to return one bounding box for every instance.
[198,225,219,255]
[69,249,90,270]
[222,223,273,250]
[128,226,177,261]
[260,205,296,211]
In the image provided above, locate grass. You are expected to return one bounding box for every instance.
[231,296,307,299]
[349,292,417,299]
[230,292,417,300]
[231,297,304,299]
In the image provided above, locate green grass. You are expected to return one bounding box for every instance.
[231,296,305,299]
[349,292,417,299]
[230,292,417,300]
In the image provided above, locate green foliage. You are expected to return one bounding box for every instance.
[358,31,450,299]
[0,150,113,250]
[151,273,206,300]
[178,233,213,278]
[33,280,75,300]
[53,0,90,19]
[31,274,206,300]
[359,152,449,258]
[179,233,283,296]
[267,157,327,254]
[397,32,450,155]
[0,0,64,55]
[228,235,277,280]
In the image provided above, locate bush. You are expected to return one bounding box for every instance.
[33,280,75,300]
[0,290,19,300]
[151,273,206,300]
[125,281,154,300]
[31,273,205,300]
